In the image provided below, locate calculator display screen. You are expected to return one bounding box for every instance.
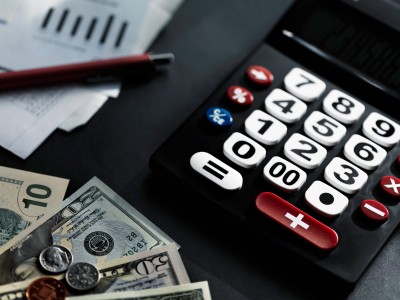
[285,2,400,98]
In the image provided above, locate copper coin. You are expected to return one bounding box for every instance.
[26,277,66,300]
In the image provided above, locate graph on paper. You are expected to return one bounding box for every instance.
[40,7,130,48]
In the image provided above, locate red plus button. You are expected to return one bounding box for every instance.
[226,86,254,106]
[255,192,338,251]
[246,65,273,86]
[380,176,400,197]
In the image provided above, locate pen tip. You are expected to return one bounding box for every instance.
[150,53,175,65]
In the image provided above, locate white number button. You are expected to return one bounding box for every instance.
[223,132,266,169]
[263,156,307,193]
[344,134,387,170]
[324,157,368,194]
[305,181,349,218]
[284,67,326,102]
[322,89,365,124]
[362,112,400,147]
[284,133,327,169]
[264,88,307,123]
[304,111,347,147]
[190,152,243,191]
[244,110,287,145]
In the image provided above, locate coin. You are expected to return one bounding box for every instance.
[39,245,73,274]
[65,262,100,291]
[26,277,66,300]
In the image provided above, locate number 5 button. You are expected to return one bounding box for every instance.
[304,111,347,147]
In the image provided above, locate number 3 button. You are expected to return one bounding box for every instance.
[324,157,368,194]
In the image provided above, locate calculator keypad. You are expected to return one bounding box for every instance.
[151,44,400,283]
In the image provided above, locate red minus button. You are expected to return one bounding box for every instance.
[255,192,339,251]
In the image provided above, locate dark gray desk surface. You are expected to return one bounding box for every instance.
[1,0,400,299]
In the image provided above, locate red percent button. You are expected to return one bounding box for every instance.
[255,192,338,251]
[360,199,389,222]
[226,86,254,106]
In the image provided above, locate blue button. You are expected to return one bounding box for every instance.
[206,107,233,127]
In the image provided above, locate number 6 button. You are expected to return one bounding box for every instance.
[344,134,387,170]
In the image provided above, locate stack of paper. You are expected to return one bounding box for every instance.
[0,0,185,159]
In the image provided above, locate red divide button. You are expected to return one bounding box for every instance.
[255,192,339,251]
[246,65,273,86]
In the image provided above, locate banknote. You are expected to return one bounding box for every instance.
[0,165,69,255]
[0,176,176,285]
[0,243,189,298]
[66,281,212,300]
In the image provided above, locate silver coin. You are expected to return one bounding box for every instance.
[65,262,100,291]
[39,245,73,274]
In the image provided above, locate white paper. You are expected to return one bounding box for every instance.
[0,85,107,159]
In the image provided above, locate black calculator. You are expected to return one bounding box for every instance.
[150,0,400,284]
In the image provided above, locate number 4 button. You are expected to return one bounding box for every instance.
[264,88,307,123]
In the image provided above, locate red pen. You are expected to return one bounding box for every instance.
[0,52,174,90]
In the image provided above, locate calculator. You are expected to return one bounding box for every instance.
[150,0,400,284]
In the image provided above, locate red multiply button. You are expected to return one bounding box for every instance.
[255,192,339,251]
[380,175,400,197]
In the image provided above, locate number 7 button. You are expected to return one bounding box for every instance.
[256,192,339,251]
